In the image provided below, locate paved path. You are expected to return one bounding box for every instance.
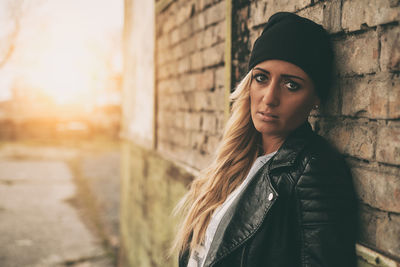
[0,145,115,267]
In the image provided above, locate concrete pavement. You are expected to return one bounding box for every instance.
[0,143,118,267]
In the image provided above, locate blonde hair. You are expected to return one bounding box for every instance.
[172,70,262,254]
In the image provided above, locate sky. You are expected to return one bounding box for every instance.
[0,0,124,106]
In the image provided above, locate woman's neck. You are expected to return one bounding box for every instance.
[261,134,286,154]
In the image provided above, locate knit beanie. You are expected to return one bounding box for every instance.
[248,12,334,103]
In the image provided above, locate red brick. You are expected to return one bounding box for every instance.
[172,43,184,61]
[195,31,206,50]
[193,12,206,32]
[181,36,198,57]
[204,1,225,26]
[161,16,176,34]
[341,75,389,119]
[190,51,204,70]
[158,80,171,94]
[216,111,226,133]
[248,0,310,28]
[184,112,202,130]
[334,31,379,76]
[174,111,185,129]
[352,167,400,213]
[190,131,205,150]
[196,69,215,91]
[170,28,180,45]
[376,213,400,257]
[175,2,194,26]
[179,92,195,111]
[179,21,192,42]
[179,73,197,92]
[214,66,225,89]
[157,64,172,80]
[177,56,190,74]
[206,134,222,155]
[357,205,379,248]
[388,74,400,118]
[201,112,218,133]
[319,119,376,160]
[380,26,400,72]
[169,126,191,147]
[203,42,225,67]
[211,87,224,113]
[168,79,180,94]
[376,123,400,165]
[342,0,400,32]
[157,35,170,51]
[187,148,212,170]
[197,0,214,12]
[203,21,225,48]
[297,0,342,33]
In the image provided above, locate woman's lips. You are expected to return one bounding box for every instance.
[257,111,279,122]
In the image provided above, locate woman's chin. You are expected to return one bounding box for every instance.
[254,124,282,136]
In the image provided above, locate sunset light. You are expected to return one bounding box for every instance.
[0,0,123,111]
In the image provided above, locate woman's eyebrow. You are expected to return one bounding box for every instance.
[253,67,269,74]
[253,67,305,81]
[281,74,305,81]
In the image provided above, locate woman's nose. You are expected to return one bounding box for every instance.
[262,80,280,107]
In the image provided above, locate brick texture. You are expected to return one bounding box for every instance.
[123,1,400,266]
[232,0,400,262]
[156,0,225,170]
[342,0,400,32]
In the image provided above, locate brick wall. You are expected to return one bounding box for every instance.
[121,0,400,266]
[121,1,228,266]
[156,0,227,170]
[232,0,400,263]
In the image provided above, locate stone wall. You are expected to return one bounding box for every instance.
[232,0,400,263]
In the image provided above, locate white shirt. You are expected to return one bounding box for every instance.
[187,151,277,267]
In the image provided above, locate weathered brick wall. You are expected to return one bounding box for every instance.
[122,0,399,266]
[232,0,400,263]
[156,0,227,170]
[121,1,228,266]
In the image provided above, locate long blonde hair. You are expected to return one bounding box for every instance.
[172,70,262,254]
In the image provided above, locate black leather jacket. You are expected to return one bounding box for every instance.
[179,121,357,267]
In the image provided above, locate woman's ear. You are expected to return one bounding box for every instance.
[313,97,321,109]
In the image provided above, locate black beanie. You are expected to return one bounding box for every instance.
[248,12,334,103]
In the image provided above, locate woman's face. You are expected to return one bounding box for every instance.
[250,59,320,139]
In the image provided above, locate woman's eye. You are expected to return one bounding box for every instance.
[285,81,300,91]
[254,74,267,83]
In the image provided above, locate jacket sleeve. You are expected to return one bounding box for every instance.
[295,154,357,267]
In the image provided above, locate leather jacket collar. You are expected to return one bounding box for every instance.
[269,121,314,171]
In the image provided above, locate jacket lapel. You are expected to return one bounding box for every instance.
[269,121,314,171]
[203,163,278,266]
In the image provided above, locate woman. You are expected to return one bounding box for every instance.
[173,12,357,267]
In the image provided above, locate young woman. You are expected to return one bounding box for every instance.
[173,12,357,267]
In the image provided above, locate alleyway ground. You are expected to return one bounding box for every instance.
[0,139,120,267]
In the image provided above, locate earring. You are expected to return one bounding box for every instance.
[314,105,319,109]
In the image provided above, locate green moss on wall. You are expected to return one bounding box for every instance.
[120,140,193,267]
